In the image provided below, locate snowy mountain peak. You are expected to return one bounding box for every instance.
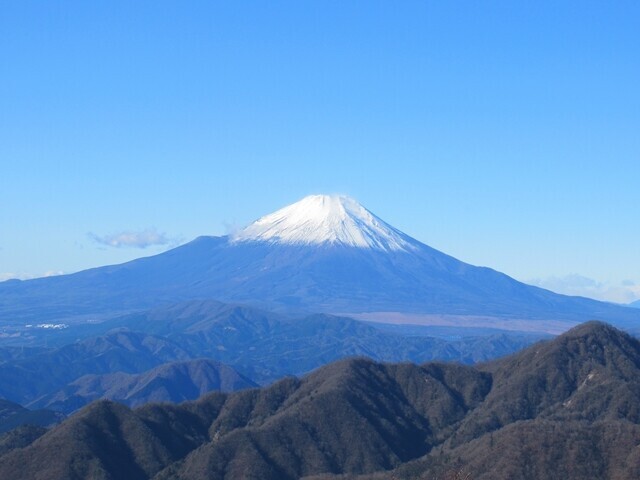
[232,194,417,251]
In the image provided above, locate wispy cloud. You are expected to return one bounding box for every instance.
[0,271,64,282]
[88,228,178,249]
[528,274,640,304]
[223,220,241,236]
[0,273,23,282]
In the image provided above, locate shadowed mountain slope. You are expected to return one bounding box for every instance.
[29,359,257,413]
[0,425,48,458]
[108,300,544,381]
[0,360,489,480]
[0,331,192,404]
[3,322,640,479]
[361,321,640,480]
[0,300,541,409]
[0,399,63,434]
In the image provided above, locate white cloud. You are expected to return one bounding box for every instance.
[0,271,64,282]
[528,274,640,304]
[223,220,241,236]
[88,228,177,249]
[0,273,22,282]
[42,270,64,277]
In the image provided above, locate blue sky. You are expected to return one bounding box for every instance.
[1,1,639,302]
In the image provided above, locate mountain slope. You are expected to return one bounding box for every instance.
[0,331,192,404]
[0,360,490,480]
[0,399,63,434]
[0,300,541,408]
[111,300,543,377]
[1,195,638,330]
[29,359,257,413]
[0,425,48,458]
[375,321,640,480]
[3,322,640,479]
[232,194,417,251]
[445,321,640,446]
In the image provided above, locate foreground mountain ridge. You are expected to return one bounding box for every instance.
[2,321,640,479]
[1,195,639,332]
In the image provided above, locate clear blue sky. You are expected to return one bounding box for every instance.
[1,1,639,302]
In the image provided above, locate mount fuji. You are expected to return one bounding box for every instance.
[1,194,639,332]
[232,194,417,252]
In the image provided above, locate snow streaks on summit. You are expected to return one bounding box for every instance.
[232,194,417,252]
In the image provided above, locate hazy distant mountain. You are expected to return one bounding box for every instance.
[3,322,640,479]
[0,300,542,408]
[1,195,638,332]
[0,399,63,434]
[107,300,544,379]
[30,359,257,413]
[0,330,192,404]
[630,300,640,308]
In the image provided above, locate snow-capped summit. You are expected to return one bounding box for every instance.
[4,194,640,331]
[232,194,417,252]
